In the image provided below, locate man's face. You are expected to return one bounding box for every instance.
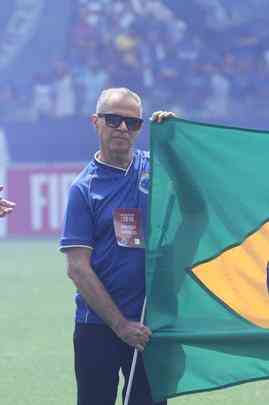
[92,94,142,157]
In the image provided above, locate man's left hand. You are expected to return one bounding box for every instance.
[150,111,177,123]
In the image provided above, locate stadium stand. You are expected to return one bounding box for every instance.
[1,0,269,161]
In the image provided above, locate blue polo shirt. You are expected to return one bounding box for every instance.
[60,150,150,324]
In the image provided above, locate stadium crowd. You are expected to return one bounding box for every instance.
[1,0,269,128]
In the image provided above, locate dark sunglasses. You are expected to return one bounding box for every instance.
[98,113,143,131]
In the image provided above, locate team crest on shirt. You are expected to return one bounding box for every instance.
[139,172,149,194]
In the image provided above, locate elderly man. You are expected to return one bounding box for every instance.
[0,185,15,217]
[60,87,175,405]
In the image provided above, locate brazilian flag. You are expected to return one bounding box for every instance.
[143,118,269,402]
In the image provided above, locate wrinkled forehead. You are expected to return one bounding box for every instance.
[101,93,142,118]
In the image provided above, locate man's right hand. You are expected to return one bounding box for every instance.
[0,185,16,218]
[114,318,152,352]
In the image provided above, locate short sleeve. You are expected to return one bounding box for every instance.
[59,183,94,251]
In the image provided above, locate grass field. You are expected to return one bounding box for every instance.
[1,240,269,404]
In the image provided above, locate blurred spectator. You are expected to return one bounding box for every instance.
[204,67,231,119]
[53,60,76,117]
[73,60,109,115]
[0,84,19,122]
[32,73,54,120]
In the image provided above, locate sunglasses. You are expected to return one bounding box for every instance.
[98,113,143,131]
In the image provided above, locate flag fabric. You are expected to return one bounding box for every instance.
[143,118,269,402]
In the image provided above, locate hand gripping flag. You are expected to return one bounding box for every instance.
[143,118,269,402]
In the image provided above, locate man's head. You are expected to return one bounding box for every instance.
[91,88,143,165]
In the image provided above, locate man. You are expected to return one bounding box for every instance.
[60,87,175,405]
[0,185,15,217]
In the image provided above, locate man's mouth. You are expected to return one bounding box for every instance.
[112,134,130,141]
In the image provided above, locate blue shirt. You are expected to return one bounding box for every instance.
[60,150,150,324]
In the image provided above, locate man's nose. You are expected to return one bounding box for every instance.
[118,120,128,131]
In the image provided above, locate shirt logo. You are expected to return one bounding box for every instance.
[139,172,149,195]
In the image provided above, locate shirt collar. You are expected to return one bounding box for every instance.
[94,151,134,176]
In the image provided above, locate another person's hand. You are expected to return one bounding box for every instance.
[150,110,177,123]
[114,318,152,352]
[0,185,16,218]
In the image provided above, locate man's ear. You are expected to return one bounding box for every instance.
[90,114,98,127]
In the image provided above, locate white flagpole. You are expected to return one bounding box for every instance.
[123,297,147,405]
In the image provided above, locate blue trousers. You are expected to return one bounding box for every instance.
[73,323,167,405]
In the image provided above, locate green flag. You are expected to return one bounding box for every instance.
[143,118,269,402]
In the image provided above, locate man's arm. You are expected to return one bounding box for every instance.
[0,185,15,218]
[65,247,151,351]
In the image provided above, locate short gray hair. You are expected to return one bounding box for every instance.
[96,88,143,117]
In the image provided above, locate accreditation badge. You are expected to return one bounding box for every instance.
[113,208,144,248]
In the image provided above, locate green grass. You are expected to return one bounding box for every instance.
[1,240,268,404]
